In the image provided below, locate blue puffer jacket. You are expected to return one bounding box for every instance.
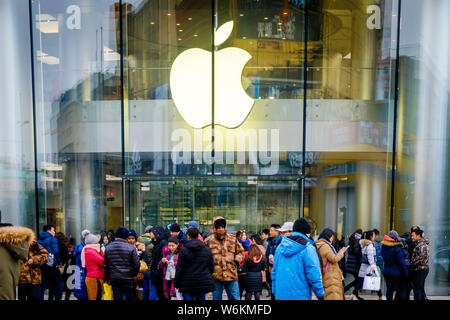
[271,232,324,300]
[380,236,408,277]
[38,231,60,265]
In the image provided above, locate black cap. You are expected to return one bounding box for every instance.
[115,226,129,240]
[214,218,226,229]
[293,218,311,234]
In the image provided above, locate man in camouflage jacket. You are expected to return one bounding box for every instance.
[204,216,244,300]
[18,239,49,300]
[410,228,429,300]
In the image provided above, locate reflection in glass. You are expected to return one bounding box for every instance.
[31,0,123,242]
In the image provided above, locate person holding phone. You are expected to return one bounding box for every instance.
[315,228,348,300]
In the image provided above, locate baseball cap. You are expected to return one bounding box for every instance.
[277,221,294,232]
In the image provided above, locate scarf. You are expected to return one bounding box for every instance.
[81,243,101,268]
[238,238,250,251]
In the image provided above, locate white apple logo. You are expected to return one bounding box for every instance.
[170,21,254,129]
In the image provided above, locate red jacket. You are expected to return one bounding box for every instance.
[84,247,104,279]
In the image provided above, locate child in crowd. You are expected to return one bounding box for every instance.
[158,237,181,300]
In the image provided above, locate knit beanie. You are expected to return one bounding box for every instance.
[81,229,91,239]
[128,229,138,240]
[115,226,129,240]
[85,233,99,245]
[388,230,399,241]
[293,218,311,234]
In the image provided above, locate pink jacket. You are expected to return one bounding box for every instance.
[158,246,180,299]
[84,246,104,279]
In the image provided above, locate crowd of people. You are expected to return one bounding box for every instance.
[0,217,430,301]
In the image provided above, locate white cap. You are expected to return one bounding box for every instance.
[277,222,294,232]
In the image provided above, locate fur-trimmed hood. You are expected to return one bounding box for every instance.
[0,226,35,246]
[381,235,404,247]
[359,239,372,247]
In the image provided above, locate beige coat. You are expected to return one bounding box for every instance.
[315,239,345,300]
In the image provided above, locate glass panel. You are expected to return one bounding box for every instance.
[214,0,305,176]
[305,0,398,237]
[0,0,36,228]
[123,0,213,176]
[394,0,450,295]
[31,0,123,242]
[126,176,300,236]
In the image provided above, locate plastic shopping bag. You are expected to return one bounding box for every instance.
[363,267,381,291]
[103,283,114,300]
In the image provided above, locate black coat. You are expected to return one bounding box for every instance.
[345,238,362,275]
[150,226,169,283]
[104,238,140,282]
[243,259,265,292]
[174,239,215,294]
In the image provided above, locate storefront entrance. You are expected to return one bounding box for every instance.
[124,176,303,236]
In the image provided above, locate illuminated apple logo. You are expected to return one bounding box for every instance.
[170,21,254,129]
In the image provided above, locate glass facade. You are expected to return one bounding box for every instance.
[0,0,449,295]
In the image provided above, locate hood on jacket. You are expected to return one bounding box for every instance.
[381,235,404,247]
[151,225,167,242]
[0,226,35,246]
[360,239,372,247]
[0,226,35,260]
[184,239,205,251]
[277,232,309,257]
[418,237,430,245]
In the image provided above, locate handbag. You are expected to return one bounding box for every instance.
[103,283,114,300]
[134,260,148,282]
[362,266,381,291]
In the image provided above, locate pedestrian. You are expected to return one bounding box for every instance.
[271,218,324,300]
[169,223,187,248]
[82,233,104,300]
[175,227,215,300]
[410,228,429,300]
[107,229,115,243]
[104,226,140,300]
[351,230,378,300]
[158,237,181,300]
[0,223,34,300]
[37,224,63,300]
[243,245,266,300]
[265,223,282,299]
[277,222,294,238]
[344,228,363,298]
[250,234,270,296]
[55,231,71,300]
[18,236,49,300]
[236,229,250,298]
[139,226,157,300]
[72,229,90,300]
[380,230,409,300]
[204,216,244,300]
[315,228,348,300]
[149,225,169,300]
[261,229,270,250]
[372,228,384,299]
[187,221,203,241]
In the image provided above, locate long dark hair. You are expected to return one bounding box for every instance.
[319,228,335,242]
[250,234,263,246]
[362,230,374,240]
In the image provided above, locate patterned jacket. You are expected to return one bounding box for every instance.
[19,241,49,285]
[411,237,429,271]
[204,233,244,281]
